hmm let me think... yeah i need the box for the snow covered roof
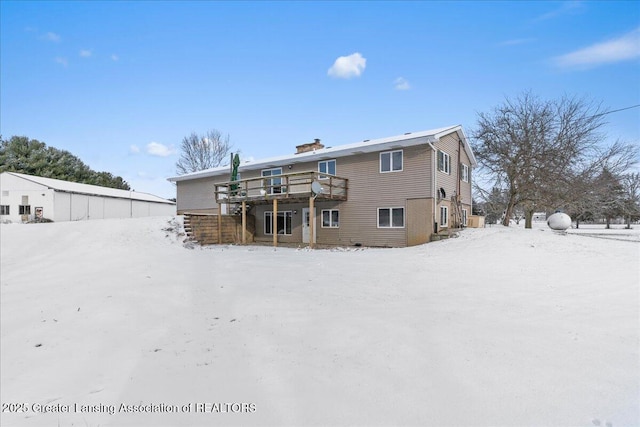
[4,172,175,204]
[168,125,477,182]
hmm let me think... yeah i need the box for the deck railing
[214,171,348,204]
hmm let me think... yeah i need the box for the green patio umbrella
[230,153,240,195]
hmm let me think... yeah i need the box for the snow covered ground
[1,217,638,427]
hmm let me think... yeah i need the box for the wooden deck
[214,171,348,205]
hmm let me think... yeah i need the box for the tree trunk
[525,209,534,229]
[626,215,631,229]
[606,216,611,229]
[502,205,513,226]
[502,192,517,227]
[575,217,580,229]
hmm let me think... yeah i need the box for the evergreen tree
[0,135,130,190]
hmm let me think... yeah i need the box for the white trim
[318,159,336,180]
[438,150,451,174]
[439,205,449,227]
[321,209,340,228]
[461,164,469,182]
[380,150,403,173]
[261,167,283,195]
[168,125,479,182]
[377,207,405,228]
[264,210,293,235]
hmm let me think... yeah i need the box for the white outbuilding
[0,172,176,223]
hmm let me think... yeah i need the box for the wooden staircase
[182,213,256,245]
[231,203,252,216]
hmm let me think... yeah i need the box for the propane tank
[547,212,571,231]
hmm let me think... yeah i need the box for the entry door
[302,207,316,244]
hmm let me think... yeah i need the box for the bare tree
[472,92,636,228]
[176,130,232,175]
[621,172,640,229]
[474,185,508,225]
[562,142,638,227]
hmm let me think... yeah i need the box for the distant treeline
[0,135,130,190]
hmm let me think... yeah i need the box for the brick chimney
[295,138,324,154]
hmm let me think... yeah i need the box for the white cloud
[327,52,367,79]
[54,57,68,67]
[79,49,92,58]
[111,54,119,61]
[129,145,140,154]
[535,1,584,22]
[554,27,640,69]
[393,77,411,91]
[42,32,61,42]
[146,142,176,157]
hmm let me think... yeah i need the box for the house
[533,212,547,222]
[167,125,477,247]
[0,172,176,223]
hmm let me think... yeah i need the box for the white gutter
[427,142,437,233]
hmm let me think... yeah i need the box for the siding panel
[177,177,218,214]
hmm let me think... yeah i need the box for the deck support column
[241,200,247,244]
[217,202,222,244]
[309,196,315,249]
[273,198,278,248]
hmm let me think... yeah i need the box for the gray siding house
[168,125,477,247]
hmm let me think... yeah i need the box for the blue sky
[1,1,639,199]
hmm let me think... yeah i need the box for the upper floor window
[318,159,336,180]
[461,164,469,182]
[380,150,403,173]
[262,168,283,194]
[438,150,450,174]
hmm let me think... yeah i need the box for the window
[0,205,9,215]
[262,168,283,194]
[322,209,339,228]
[380,150,403,173]
[438,150,450,174]
[461,164,469,182]
[378,207,404,228]
[318,160,336,180]
[264,211,292,235]
[440,206,449,227]
[19,205,31,215]
[462,209,468,227]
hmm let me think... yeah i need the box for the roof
[167,125,477,182]
[3,172,175,204]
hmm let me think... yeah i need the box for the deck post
[217,202,222,244]
[309,196,315,249]
[273,198,278,248]
[241,200,247,244]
